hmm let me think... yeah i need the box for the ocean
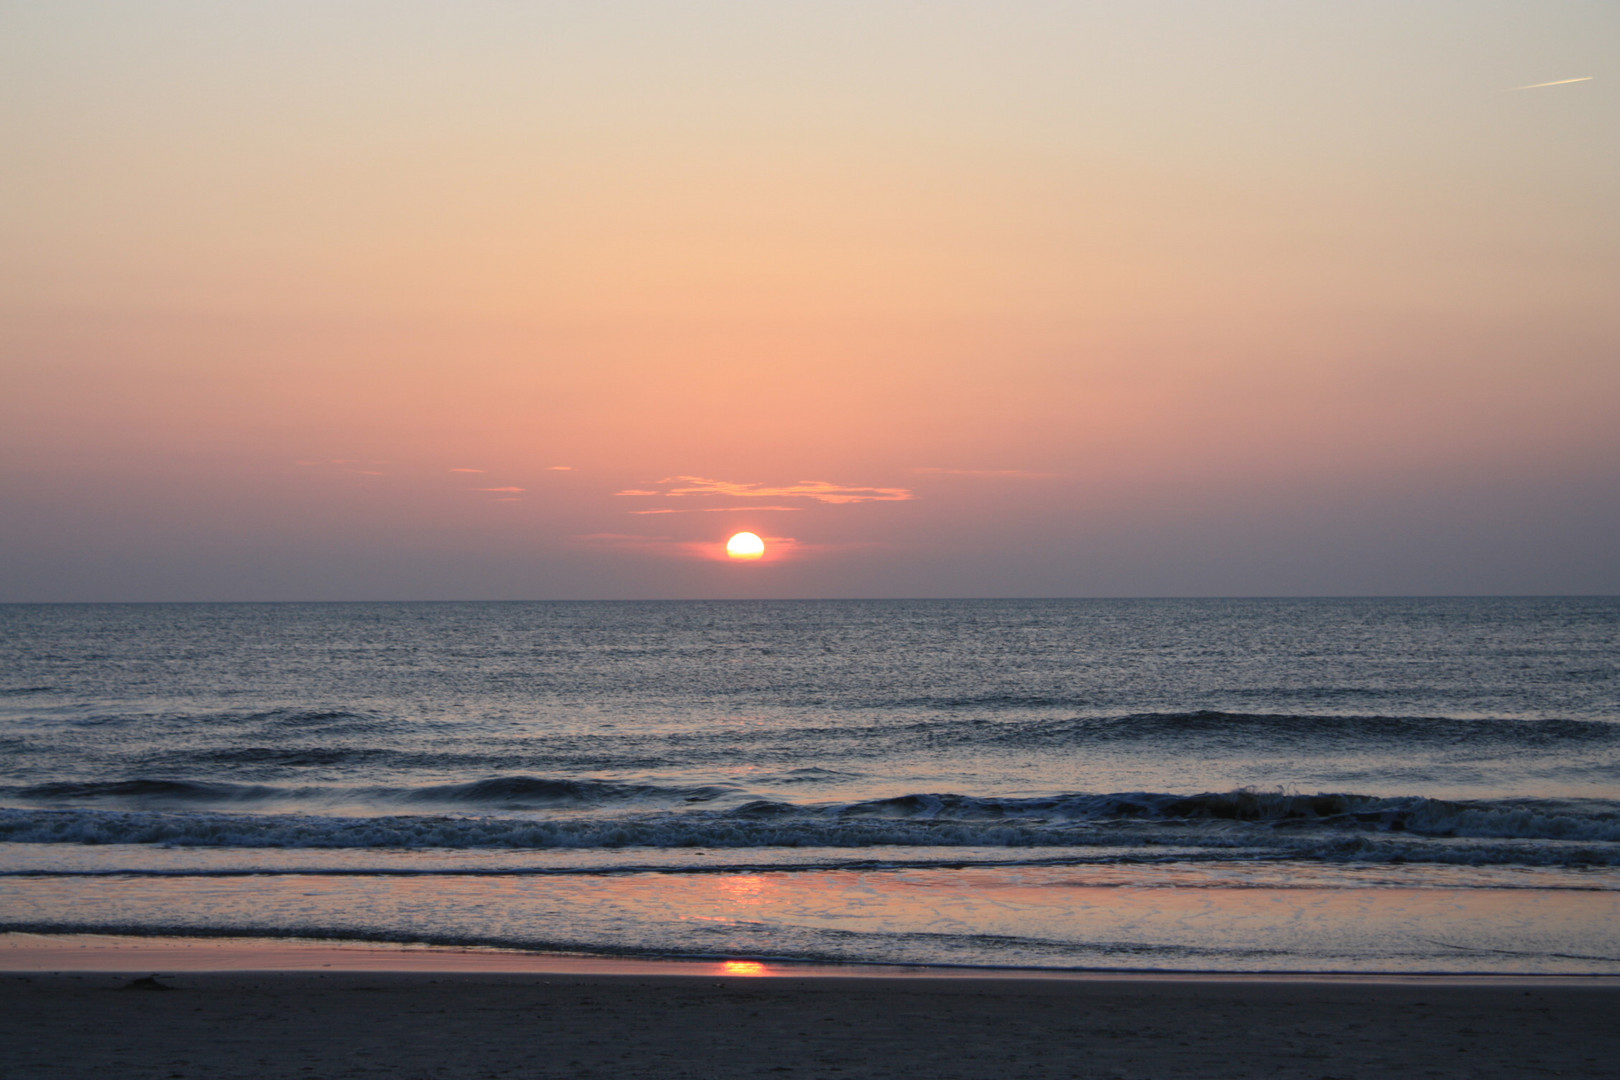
[2,598,1618,974]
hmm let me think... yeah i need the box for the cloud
[626,476,914,504]
[1510,76,1593,90]
[449,467,486,473]
[630,505,805,515]
[909,467,1056,478]
[473,486,526,493]
[546,465,574,471]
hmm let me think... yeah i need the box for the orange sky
[2,2,1616,599]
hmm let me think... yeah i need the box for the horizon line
[3,594,1616,605]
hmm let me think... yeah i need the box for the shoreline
[5,931,1619,985]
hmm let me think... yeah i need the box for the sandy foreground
[3,965,1618,1080]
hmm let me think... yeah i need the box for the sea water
[2,599,1617,973]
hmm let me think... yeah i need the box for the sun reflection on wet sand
[5,865,1618,973]
[717,874,771,905]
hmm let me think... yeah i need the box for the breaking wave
[3,789,1618,866]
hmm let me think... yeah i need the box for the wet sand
[3,966,1618,1080]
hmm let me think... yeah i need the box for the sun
[725,532,765,560]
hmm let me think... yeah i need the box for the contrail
[1510,76,1594,90]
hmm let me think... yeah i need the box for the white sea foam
[3,789,1619,865]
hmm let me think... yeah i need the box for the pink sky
[2,2,1616,599]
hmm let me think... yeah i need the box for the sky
[2,0,1616,600]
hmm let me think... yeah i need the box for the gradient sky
[2,1,1616,600]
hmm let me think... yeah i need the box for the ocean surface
[2,598,1618,973]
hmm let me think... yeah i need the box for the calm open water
[2,599,1618,973]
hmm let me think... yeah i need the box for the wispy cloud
[910,467,1055,478]
[630,505,805,515]
[619,476,914,504]
[1510,76,1593,91]
[547,465,574,471]
[474,486,526,493]
[449,467,486,473]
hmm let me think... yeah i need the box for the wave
[890,693,1099,710]
[754,767,863,785]
[183,747,410,767]
[749,710,1620,756]
[12,774,1620,842]
[136,747,577,774]
[2,789,1618,866]
[0,919,1208,970]
[13,779,292,804]
[53,707,415,735]
[0,918,1327,971]
[397,777,731,808]
[800,789,1620,843]
[6,775,732,810]
[973,711,1620,747]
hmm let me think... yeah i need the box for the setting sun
[725,532,766,560]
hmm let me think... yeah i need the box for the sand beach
[5,967,1619,1080]
[2,935,1617,1080]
